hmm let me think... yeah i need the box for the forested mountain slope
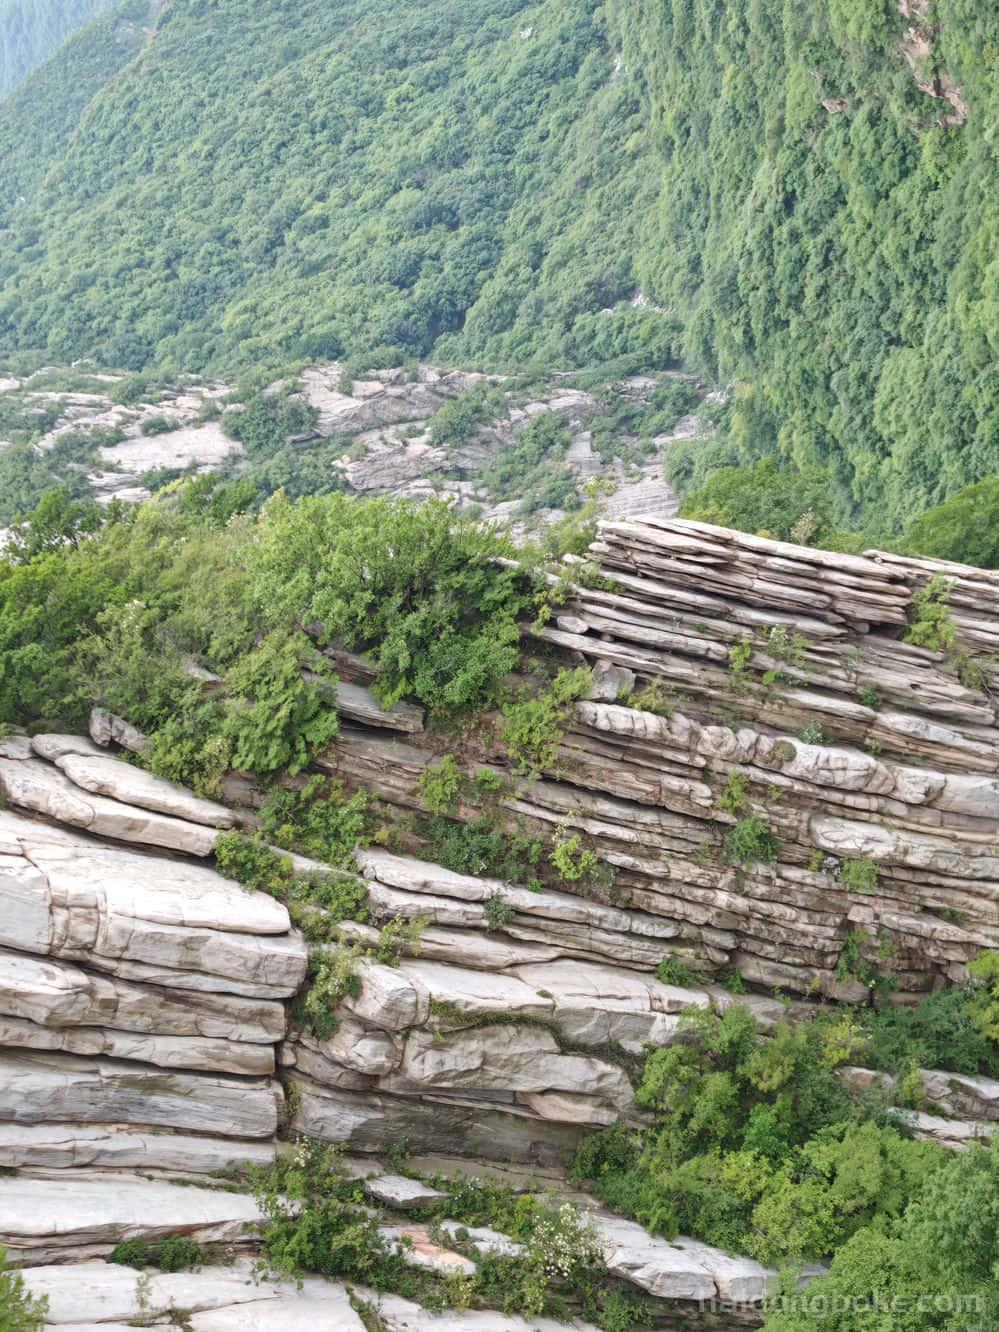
[0,0,113,95]
[0,0,995,530]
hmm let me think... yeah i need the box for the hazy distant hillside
[0,0,994,529]
[0,0,113,95]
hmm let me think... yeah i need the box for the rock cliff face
[0,516,996,1326]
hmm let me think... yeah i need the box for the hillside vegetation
[0,0,994,531]
[0,0,113,95]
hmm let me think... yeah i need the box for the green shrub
[904,573,957,653]
[725,815,779,866]
[500,667,592,776]
[140,414,182,435]
[485,894,515,930]
[109,1234,203,1271]
[260,775,371,869]
[0,1245,47,1330]
[840,858,879,894]
[417,755,465,814]
[656,954,697,988]
[548,824,600,883]
[422,816,543,890]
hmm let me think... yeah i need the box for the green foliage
[422,815,543,890]
[860,981,999,1079]
[681,460,844,545]
[548,823,600,883]
[481,411,577,514]
[109,1234,203,1273]
[500,666,592,776]
[761,1146,999,1332]
[840,858,879,894]
[224,393,318,460]
[139,414,182,436]
[0,1244,47,1331]
[901,476,999,569]
[417,755,465,815]
[484,894,515,930]
[968,949,999,1044]
[573,1004,957,1270]
[726,815,780,866]
[717,771,751,818]
[655,954,697,988]
[0,0,993,534]
[904,573,957,652]
[253,495,533,720]
[0,0,112,96]
[428,385,505,447]
[298,947,362,1040]
[260,775,371,870]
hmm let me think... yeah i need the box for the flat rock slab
[0,949,286,1043]
[380,1224,477,1276]
[291,1080,583,1165]
[595,1214,775,1303]
[25,1261,365,1327]
[373,1291,599,1331]
[34,740,236,828]
[0,811,306,999]
[0,1174,264,1260]
[364,1173,447,1210]
[0,1123,275,1173]
[0,757,221,857]
[0,1050,280,1139]
[335,680,424,734]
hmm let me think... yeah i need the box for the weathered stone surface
[596,1214,776,1303]
[0,1174,264,1261]
[291,1079,584,1164]
[24,1261,365,1327]
[343,959,428,1031]
[0,811,306,998]
[0,757,221,856]
[88,709,151,753]
[335,680,425,734]
[34,741,237,828]
[381,1225,477,1276]
[294,1017,400,1077]
[381,1025,634,1112]
[0,1051,280,1138]
[0,949,285,1042]
[0,1014,274,1075]
[0,1123,275,1173]
[364,1173,447,1209]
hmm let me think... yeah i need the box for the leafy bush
[417,755,465,814]
[260,775,371,870]
[840,858,879,894]
[252,495,534,720]
[500,667,592,776]
[109,1235,203,1272]
[422,815,543,890]
[428,385,505,447]
[0,1244,47,1330]
[725,815,780,866]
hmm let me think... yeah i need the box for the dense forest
[0,0,112,95]
[0,0,994,530]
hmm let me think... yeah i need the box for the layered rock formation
[327,519,999,1000]
[1,515,996,1328]
[0,736,306,1180]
